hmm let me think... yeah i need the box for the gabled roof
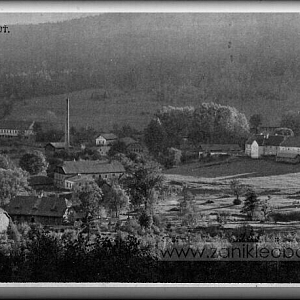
[29,175,54,186]
[119,137,137,146]
[96,133,118,140]
[200,144,241,151]
[277,152,299,159]
[245,135,265,146]
[59,160,125,175]
[0,120,35,130]
[280,136,300,148]
[45,142,66,149]
[264,135,285,146]
[65,174,95,184]
[6,196,67,218]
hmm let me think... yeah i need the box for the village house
[44,142,68,155]
[6,195,69,225]
[276,136,300,164]
[245,134,287,158]
[64,174,95,190]
[54,160,125,189]
[245,135,265,158]
[0,120,35,139]
[199,144,241,155]
[28,175,54,191]
[119,137,145,154]
[95,133,118,146]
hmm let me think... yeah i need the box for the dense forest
[1,14,300,124]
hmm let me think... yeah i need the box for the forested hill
[1,13,300,125]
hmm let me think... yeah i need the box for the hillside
[1,13,300,126]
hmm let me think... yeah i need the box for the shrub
[233,198,242,205]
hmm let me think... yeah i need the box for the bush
[233,198,242,205]
[270,211,300,223]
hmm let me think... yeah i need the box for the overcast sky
[0,13,99,25]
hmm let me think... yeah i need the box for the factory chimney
[65,98,70,151]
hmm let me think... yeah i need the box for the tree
[107,140,127,156]
[241,188,260,220]
[73,182,104,220]
[249,114,263,134]
[123,161,164,210]
[280,111,300,136]
[138,210,153,230]
[0,168,30,207]
[144,118,167,155]
[101,181,129,218]
[230,179,245,205]
[178,186,198,226]
[19,151,48,175]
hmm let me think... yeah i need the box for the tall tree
[19,151,48,175]
[280,111,300,136]
[249,114,263,134]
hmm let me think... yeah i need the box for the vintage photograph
[1,7,300,286]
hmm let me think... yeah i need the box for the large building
[0,120,35,139]
[54,160,125,188]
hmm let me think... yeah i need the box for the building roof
[6,196,67,218]
[59,160,125,175]
[277,152,299,159]
[0,120,35,131]
[28,175,54,186]
[65,174,95,184]
[280,136,300,148]
[200,144,241,151]
[45,142,66,149]
[96,133,118,140]
[245,135,265,146]
[119,137,137,146]
[263,135,285,146]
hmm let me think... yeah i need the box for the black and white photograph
[1,1,300,295]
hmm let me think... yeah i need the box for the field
[160,157,300,232]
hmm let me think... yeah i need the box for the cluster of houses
[245,134,300,163]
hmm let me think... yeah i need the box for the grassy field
[160,157,300,231]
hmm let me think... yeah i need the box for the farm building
[0,120,35,139]
[64,174,95,190]
[119,137,145,154]
[263,135,285,156]
[95,133,118,146]
[245,135,265,158]
[6,196,69,225]
[200,144,241,154]
[28,175,54,191]
[54,160,125,188]
[276,136,300,163]
[45,142,68,154]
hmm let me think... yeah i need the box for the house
[28,175,54,191]
[64,174,95,190]
[0,120,35,139]
[6,196,69,225]
[245,135,265,158]
[200,144,241,154]
[54,160,125,189]
[263,135,285,156]
[45,142,68,154]
[119,137,145,154]
[95,133,118,146]
[276,136,300,163]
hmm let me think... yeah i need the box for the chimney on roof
[65,98,70,152]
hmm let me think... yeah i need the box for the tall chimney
[65,98,70,151]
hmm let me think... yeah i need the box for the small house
[45,142,67,154]
[276,136,300,163]
[95,133,118,146]
[119,137,145,154]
